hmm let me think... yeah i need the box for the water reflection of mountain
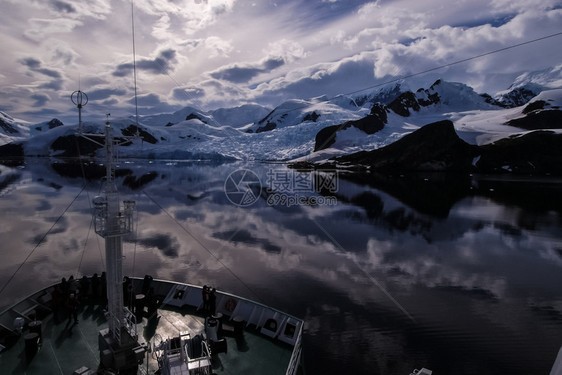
[1,158,562,374]
[0,158,231,195]
[0,169,21,196]
[321,171,562,245]
[335,172,472,218]
[336,171,562,217]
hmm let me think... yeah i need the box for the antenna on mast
[131,0,141,140]
[71,90,88,134]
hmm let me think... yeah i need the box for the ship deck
[0,278,302,375]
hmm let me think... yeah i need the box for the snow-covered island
[1,77,561,175]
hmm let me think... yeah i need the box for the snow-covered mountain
[0,111,29,145]
[1,76,561,163]
[493,66,562,107]
[245,96,366,134]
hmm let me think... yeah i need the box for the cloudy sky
[1,0,561,124]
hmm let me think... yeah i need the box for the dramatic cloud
[38,80,64,91]
[24,18,83,41]
[49,0,76,14]
[31,93,50,107]
[19,57,62,79]
[127,93,180,114]
[87,88,127,101]
[210,56,285,83]
[1,0,561,123]
[113,49,178,77]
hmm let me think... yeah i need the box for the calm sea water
[1,158,562,374]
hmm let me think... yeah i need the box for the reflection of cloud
[212,229,281,253]
[0,172,21,196]
[2,161,562,346]
[1,160,562,375]
[138,233,181,258]
[26,215,69,245]
[36,199,52,211]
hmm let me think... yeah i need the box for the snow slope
[0,111,29,146]
[4,78,562,162]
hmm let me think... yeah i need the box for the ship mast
[72,103,144,371]
[70,0,146,369]
[92,114,136,345]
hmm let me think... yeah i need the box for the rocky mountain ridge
[0,76,561,171]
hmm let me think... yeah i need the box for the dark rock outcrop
[255,122,277,133]
[386,80,442,117]
[506,110,562,130]
[185,113,207,124]
[522,100,547,114]
[0,117,19,134]
[0,142,24,158]
[303,111,320,122]
[50,135,104,157]
[369,103,388,123]
[314,103,388,151]
[121,125,158,144]
[314,125,339,151]
[388,91,420,117]
[303,120,562,175]
[48,118,63,129]
[505,100,562,130]
[0,142,24,165]
[335,120,476,172]
[477,131,562,174]
[494,86,540,108]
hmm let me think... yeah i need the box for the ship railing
[93,201,134,237]
[111,315,121,343]
[285,321,304,375]
[162,341,182,373]
[129,277,305,374]
[123,307,138,339]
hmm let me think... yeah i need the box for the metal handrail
[123,307,137,339]
[285,322,304,375]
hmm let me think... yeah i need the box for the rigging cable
[141,30,562,114]
[77,211,95,276]
[135,29,562,158]
[131,0,140,128]
[130,204,140,280]
[0,184,87,297]
[341,30,562,99]
[312,219,415,322]
[295,30,562,157]
[74,137,92,277]
[73,132,105,275]
[122,0,142,279]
